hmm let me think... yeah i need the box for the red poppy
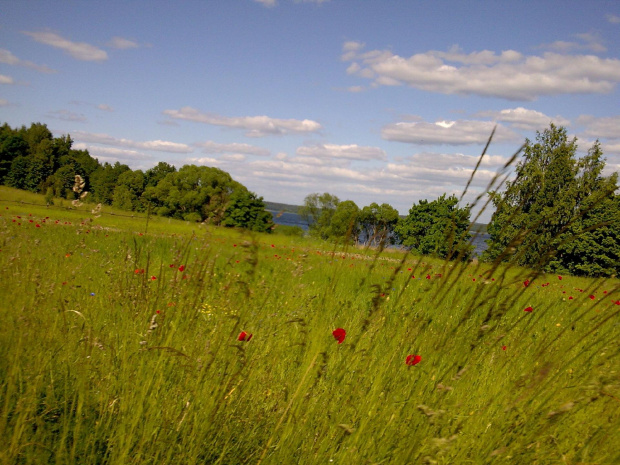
[502,345,507,351]
[150,276,157,281]
[406,354,422,366]
[524,279,530,287]
[558,276,563,280]
[332,328,346,344]
[426,274,431,279]
[169,264,175,268]
[589,295,595,300]
[178,265,185,272]
[614,300,620,305]
[238,331,253,341]
[523,306,533,312]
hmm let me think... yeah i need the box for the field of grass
[1,185,619,464]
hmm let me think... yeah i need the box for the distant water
[269,210,490,257]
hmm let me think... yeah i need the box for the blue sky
[2,0,620,221]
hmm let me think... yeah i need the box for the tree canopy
[483,124,619,277]
[395,194,473,260]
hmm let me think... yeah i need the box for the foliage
[358,202,400,246]
[484,124,619,277]
[327,200,360,242]
[221,189,274,232]
[299,192,340,239]
[396,193,473,260]
[0,122,274,234]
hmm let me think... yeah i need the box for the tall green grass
[0,187,619,464]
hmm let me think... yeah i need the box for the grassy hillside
[1,186,619,464]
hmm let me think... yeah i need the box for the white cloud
[195,140,270,156]
[187,156,221,165]
[72,131,193,153]
[0,48,56,73]
[0,74,15,85]
[577,115,620,139]
[220,154,247,162]
[342,42,620,100]
[539,32,606,53]
[47,109,87,122]
[296,143,387,161]
[606,13,620,24]
[381,119,521,145]
[73,143,152,161]
[22,31,108,61]
[476,107,571,131]
[107,37,140,50]
[253,0,276,6]
[97,104,114,112]
[163,106,322,137]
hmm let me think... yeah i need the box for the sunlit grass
[0,187,619,464]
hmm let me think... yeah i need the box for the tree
[483,124,619,276]
[299,192,340,239]
[112,170,145,211]
[396,194,473,260]
[358,202,400,246]
[221,190,274,232]
[328,200,360,242]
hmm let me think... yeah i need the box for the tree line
[0,122,274,232]
[1,122,618,277]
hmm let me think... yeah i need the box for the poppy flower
[524,279,530,287]
[332,328,346,344]
[614,300,620,305]
[502,345,507,351]
[406,354,422,366]
[178,265,185,272]
[558,276,563,280]
[523,306,533,312]
[589,295,595,300]
[238,331,253,341]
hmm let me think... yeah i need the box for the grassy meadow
[1,185,619,464]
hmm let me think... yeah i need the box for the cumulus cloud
[72,131,193,153]
[475,107,571,131]
[22,31,108,61]
[163,106,322,137]
[296,143,387,161]
[342,42,620,100]
[0,48,56,73]
[577,115,620,139]
[195,140,270,156]
[381,119,521,145]
[0,74,15,85]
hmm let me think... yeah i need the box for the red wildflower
[238,331,253,341]
[169,264,175,268]
[405,354,422,366]
[150,276,157,281]
[614,300,620,305]
[332,328,346,344]
[35,224,40,228]
[558,276,563,280]
[178,265,185,272]
[426,274,431,279]
[524,306,533,312]
[502,345,507,351]
[524,279,530,287]
[569,296,574,300]
[589,295,595,300]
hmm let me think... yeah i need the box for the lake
[269,210,490,257]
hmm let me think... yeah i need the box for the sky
[2,0,620,222]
